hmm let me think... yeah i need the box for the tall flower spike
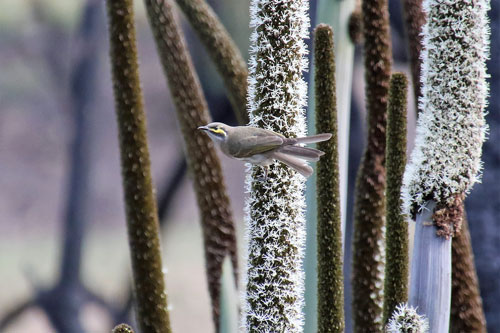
[175,0,249,124]
[351,0,392,329]
[243,0,309,332]
[383,73,409,325]
[402,0,426,109]
[143,0,239,330]
[106,0,171,331]
[314,24,344,333]
[401,0,490,223]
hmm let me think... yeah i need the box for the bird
[198,122,332,179]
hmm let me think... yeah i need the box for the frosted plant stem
[401,0,490,331]
[243,1,310,332]
[409,201,451,333]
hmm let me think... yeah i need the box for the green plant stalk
[383,73,409,325]
[143,0,238,330]
[106,0,171,332]
[351,0,392,330]
[305,0,356,331]
[450,214,487,332]
[314,24,344,333]
[175,0,248,125]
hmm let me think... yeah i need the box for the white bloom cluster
[402,0,489,217]
[386,303,429,333]
[242,0,309,331]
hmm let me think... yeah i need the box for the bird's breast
[237,153,273,166]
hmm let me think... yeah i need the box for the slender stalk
[106,0,171,331]
[402,0,425,110]
[351,0,392,329]
[450,214,487,332]
[305,0,356,329]
[243,1,309,331]
[314,24,344,333]
[143,0,238,330]
[175,0,248,124]
[383,73,409,326]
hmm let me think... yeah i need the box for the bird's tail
[273,152,314,178]
[293,133,332,145]
[279,145,324,161]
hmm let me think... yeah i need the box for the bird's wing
[228,133,284,158]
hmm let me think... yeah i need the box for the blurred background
[0,0,498,332]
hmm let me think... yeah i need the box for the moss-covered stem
[351,0,392,330]
[175,0,248,125]
[143,0,238,330]
[383,73,409,325]
[402,0,425,110]
[409,201,451,332]
[305,0,356,330]
[314,24,344,333]
[106,1,171,332]
[450,213,487,332]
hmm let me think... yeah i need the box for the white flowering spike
[401,0,490,218]
[386,303,429,333]
[242,0,309,331]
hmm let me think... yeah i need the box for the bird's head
[197,122,230,142]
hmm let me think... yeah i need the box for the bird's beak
[197,126,209,131]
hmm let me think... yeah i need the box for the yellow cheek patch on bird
[209,128,227,136]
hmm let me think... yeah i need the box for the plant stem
[450,213,487,332]
[175,0,248,124]
[143,0,238,330]
[402,0,425,110]
[106,0,171,331]
[351,0,392,329]
[315,24,344,333]
[409,201,451,333]
[383,73,409,325]
[244,1,309,331]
